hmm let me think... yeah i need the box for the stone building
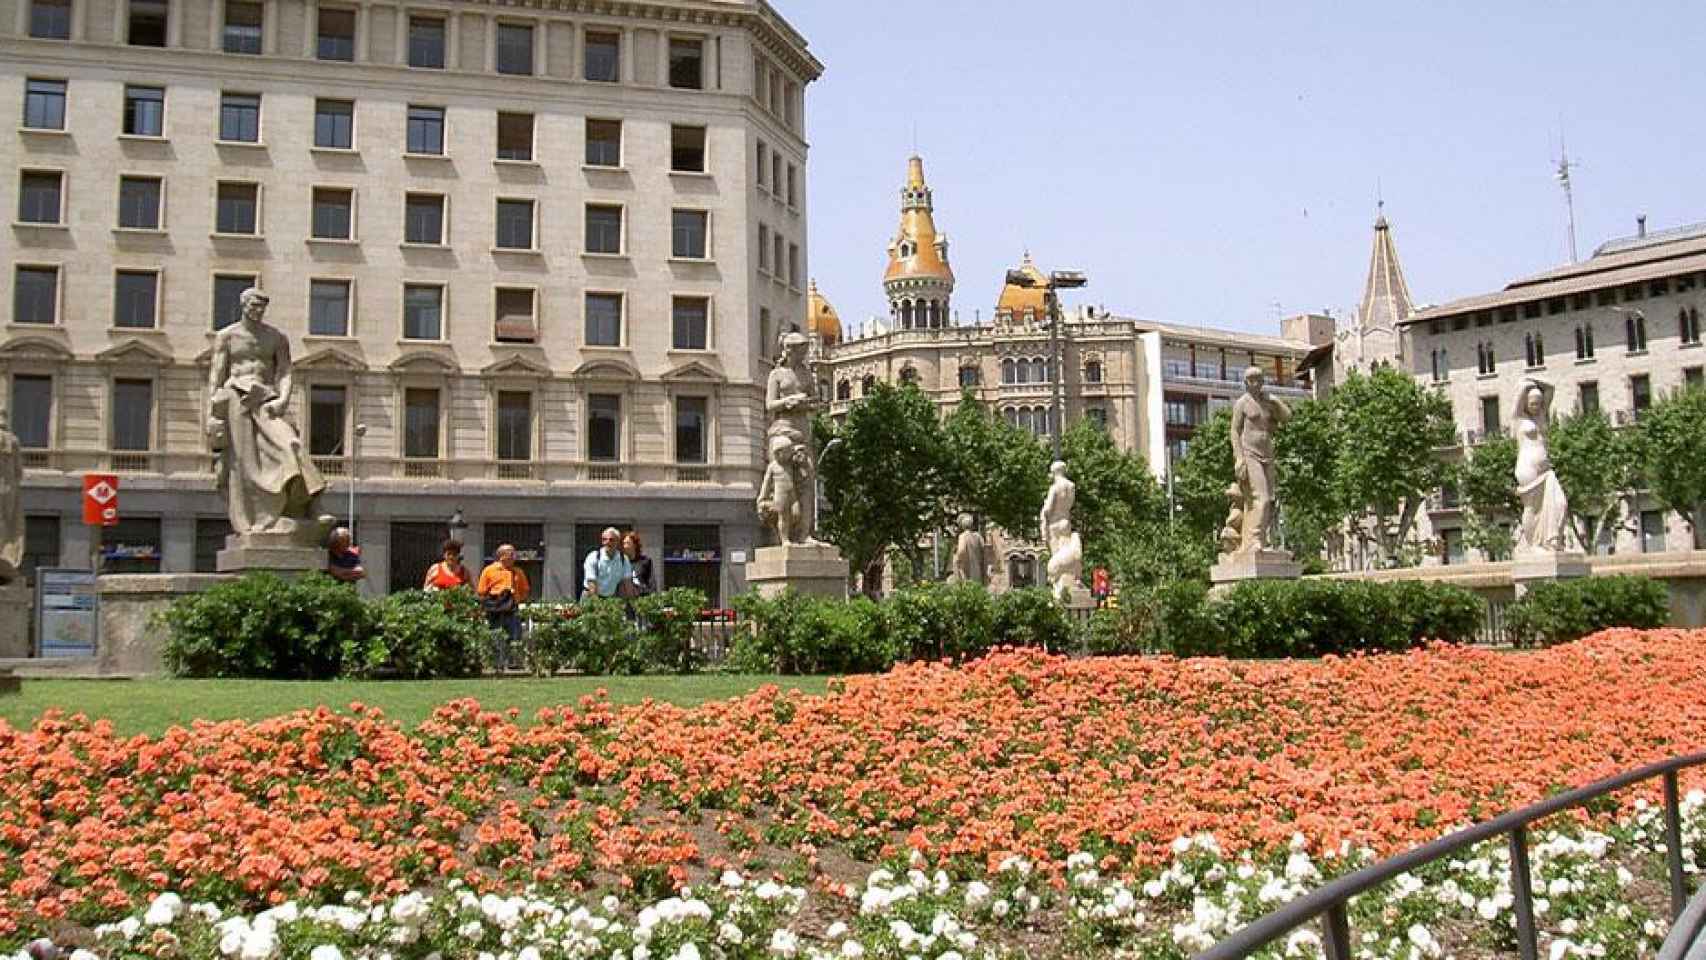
[0,0,820,602]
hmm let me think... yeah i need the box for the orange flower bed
[3,628,1706,937]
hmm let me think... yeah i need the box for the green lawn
[0,675,832,737]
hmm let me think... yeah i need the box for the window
[495,23,533,75]
[127,0,167,46]
[1524,331,1545,368]
[1579,381,1599,415]
[584,31,619,82]
[407,16,445,68]
[1522,302,1540,319]
[670,125,706,173]
[587,394,620,461]
[1682,307,1702,346]
[117,176,162,229]
[1575,323,1595,360]
[675,396,707,463]
[758,224,771,273]
[102,517,161,573]
[403,284,443,340]
[403,388,440,458]
[222,1,261,53]
[1429,347,1447,383]
[494,287,535,343]
[18,171,63,224]
[23,79,66,130]
[496,391,532,462]
[663,525,722,606]
[1546,297,1565,316]
[585,118,622,167]
[1686,367,1704,391]
[309,278,351,336]
[787,243,800,288]
[496,112,533,161]
[215,181,258,234]
[14,266,58,324]
[959,365,979,388]
[494,199,535,250]
[193,517,233,572]
[111,378,153,450]
[1631,374,1652,414]
[113,270,158,328]
[1442,528,1465,566]
[308,384,346,456]
[774,234,785,281]
[756,141,768,190]
[30,0,71,38]
[1479,395,1499,435]
[672,209,708,259]
[314,99,353,149]
[1626,312,1648,353]
[836,380,851,400]
[585,204,622,254]
[405,105,444,155]
[311,187,353,240]
[404,193,444,245]
[1475,341,1495,375]
[668,37,703,89]
[211,274,254,330]
[861,374,874,396]
[12,375,53,448]
[1641,510,1667,554]
[758,307,773,358]
[218,92,260,142]
[1084,360,1102,384]
[316,6,355,60]
[672,296,708,350]
[786,165,797,207]
[772,154,783,197]
[584,292,622,346]
[1086,406,1107,431]
[123,85,164,136]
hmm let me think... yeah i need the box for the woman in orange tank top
[423,539,472,591]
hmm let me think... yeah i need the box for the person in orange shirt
[476,543,530,672]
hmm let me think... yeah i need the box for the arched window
[1084,360,1103,383]
[1001,358,1016,384]
[1008,555,1034,588]
[959,365,979,388]
[1003,406,1018,426]
[861,374,875,396]
[836,379,851,401]
[1015,360,1030,384]
[928,300,941,328]
[900,300,914,330]
[900,366,919,385]
[1031,358,1048,382]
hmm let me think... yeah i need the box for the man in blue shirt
[583,526,632,598]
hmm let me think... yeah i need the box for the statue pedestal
[1512,551,1591,597]
[217,532,326,575]
[747,543,850,600]
[1210,549,1303,592]
[0,581,30,658]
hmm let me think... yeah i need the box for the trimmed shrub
[882,582,996,662]
[527,597,629,675]
[631,588,711,674]
[160,572,373,679]
[730,591,899,675]
[990,587,1073,653]
[1504,575,1670,648]
[353,589,492,679]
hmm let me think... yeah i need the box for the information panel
[34,568,99,658]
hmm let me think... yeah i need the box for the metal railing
[1196,752,1706,960]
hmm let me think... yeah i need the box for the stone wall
[95,574,233,676]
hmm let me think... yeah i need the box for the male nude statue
[1228,365,1290,553]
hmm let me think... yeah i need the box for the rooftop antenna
[1556,126,1579,262]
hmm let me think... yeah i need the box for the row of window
[1439,509,1687,563]
[1435,309,1703,382]
[1429,273,1706,332]
[11,264,718,349]
[1468,370,1704,434]
[752,222,803,287]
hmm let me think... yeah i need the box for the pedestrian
[326,527,365,585]
[582,526,633,599]
[423,539,472,591]
[477,543,530,671]
[623,530,655,596]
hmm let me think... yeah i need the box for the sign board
[1092,567,1111,598]
[82,474,119,526]
[35,568,99,658]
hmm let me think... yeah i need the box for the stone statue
[0,411,21,583]
[1513,378,1571,557]
[760,332,820,544]
[757,433,813,545]
[947,512,987,585]
[207,288,331,541]
[1040,461,1084,599]
[1227,365,1290,555]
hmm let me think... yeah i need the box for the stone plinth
[1211,549,1303,592]
[746,543,850,600]
[1512,552,1591,597]
[98,573,235,675]
[0,667,17,696]
[0,581,30,659]
[217,532,325,574]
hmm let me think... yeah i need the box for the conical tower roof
[1356,208,1415,335]
[884,156,955,285]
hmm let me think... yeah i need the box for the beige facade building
[0,0,819,601]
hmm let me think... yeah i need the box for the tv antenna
[1555,129,1579,263]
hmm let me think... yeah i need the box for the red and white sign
[82,473,120,526]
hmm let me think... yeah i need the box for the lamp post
[349,422,367,542]
[448,507,468,546]
[1003,268,1088,459]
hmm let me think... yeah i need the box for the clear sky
[783,1,1706,337]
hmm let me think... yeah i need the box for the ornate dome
[996,252,1048,320]
[883,156,955,286]
[806,279,842,345]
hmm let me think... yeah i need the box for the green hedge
[159,573,375,679]
[526,589,710,675]
[1504,575,1670,648]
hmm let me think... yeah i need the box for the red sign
[1092,567,1110,598]
[82,473,120,526]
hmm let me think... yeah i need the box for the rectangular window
[585,204,622,254]
[193,517,233,573]
[403,388,440,458]
[14,266,58,325]
[218,92,260,142]
[23,79,67,130]
[308,384,346,456]
[1627,313,1648,353]
[496,391,532,462]
[405,105,444,155]
[587,394,620,461]
[309,278,351,336]
[787,243,800,288]
[1641,510,1667,554]
[1684,308,1703,346]
[12,375,52,448]
[1575,324,1595,360]
[404,193,444,245]
[30,0,72,38]
[222,0,262,53]
[671,209,708,259]
[668,37,703,89]
[128,0,167,46]
[585,118,622,167]
[495,23,533,75]
[756,141,768,190]
[758,224,774,273]
[1479,395,1499,435]
[494,287,536,343]
[495,199,534,250]
[786,164,797,207]
[403,284,443,340]
[674,396,707,463]
[774,234,784,281]
[1442,528,1465,566]
[117,175,162,229]
[584,30,619,82]
[212,274,255,330]
[772,154,783,197]
[215,181,258,234]
[1685,367,1704,391]
[672,296,709,350]
[102,517,161,574]
[496,111,533,161]
[313,99,353,149]
[1631,374,1652,413]
[123,85,164,137]
[111,378,153,450]
[113,270,158,328]
[407,16,445,68]
[670,125,706,173]
[584,292,621,346]
[316,6,355,60]
[1579,381,1599,414]
[18,171,63,224]
[311,187,353,240]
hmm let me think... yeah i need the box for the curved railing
[1194,752,1706,960]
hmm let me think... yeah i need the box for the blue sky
[785,1,1706,336]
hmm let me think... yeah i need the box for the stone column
[543,522,577,600]
[161,515,195,573]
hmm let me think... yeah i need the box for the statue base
[747,543,850,600]
[0,581,30,659]
[1210,549,1303,591]
[1512,551,1591,597]
[217,532,326,575]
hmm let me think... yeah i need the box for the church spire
[1357,208,1414,335]
[883,155,955,331]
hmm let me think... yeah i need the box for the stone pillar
[544,522,578,600]
[746,543,849,600]
[1209,550,1302,594]
[161,515,195,573]
[357,522,388,598]
[1512,552,1591,598]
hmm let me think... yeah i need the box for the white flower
[1171,836,1193,855]
[69,951,100,960]
[825,922,849,940]
[991,900,1010,919]
[964,881,991,908]
[309,947,345,960]
[1560,918,1579,936]
[1407,923,1440,958]
[117,918,142,942]
[239,929,278,960]
[668,945,701,960]
[718,923,745,946]
[1550,939,1574,960]
[720,870,744,889]
[1547,877,1571,897]
[839,942,865,959]
[1285,929,1321,957]
[144,892,185,926]
[768,929,799,957]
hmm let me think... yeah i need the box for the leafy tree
[1273,396,1347,563]
[1456,435,1517,561]
[1637,385,1706,541]
[1170,407,1235,548]
[1059,418,1167,569]
[941,392,1049,539]
[1549,409,1641,552]
[1331,368,1457,567]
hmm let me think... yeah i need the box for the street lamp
[1003,268,1089,459]
[448,507,469,545]
[349,422,367,542]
